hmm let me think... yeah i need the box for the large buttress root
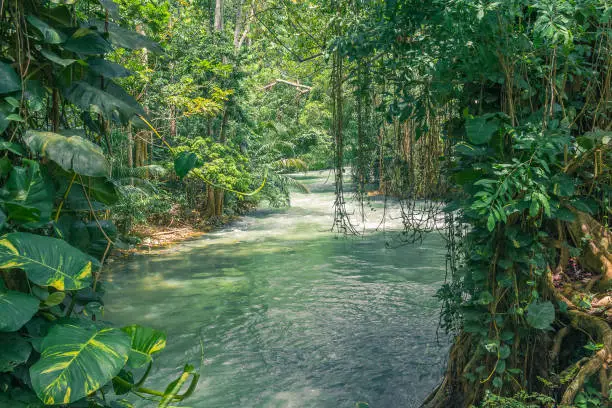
[561,310,612,404]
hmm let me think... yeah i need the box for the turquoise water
[105,171,448,407]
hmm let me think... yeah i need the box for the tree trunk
[214,188,224,217]
[214,0,223,32]
[127,123,133,169]
[51,88,60,132]
[219,106,229,143]
[233,0,244,48]
[170,105,177,137]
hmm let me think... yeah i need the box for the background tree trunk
[233,0,244,48]
[214,0,223,32]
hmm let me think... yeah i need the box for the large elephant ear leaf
[23,130,109,177]
[121,325,167,368]
[174,152,199,179]
[0,290,40,332]
[0,233,97,291]
[64,81,143,125]
[0,62,21,94]
[26,15,66,44]
[102,21,163,53]
[30,321,130,405]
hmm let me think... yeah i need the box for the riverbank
[111,215,241,257]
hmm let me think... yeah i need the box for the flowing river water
[105,171,449,408]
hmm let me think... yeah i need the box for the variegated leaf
[0,233,97,290]
[121,325,166,368]
[30,321,130,405]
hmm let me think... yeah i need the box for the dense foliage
[1,0,610,406]
[314,0,611,406]
[0,0,330,406]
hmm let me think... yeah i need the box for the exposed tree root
[425,210,611,407]
[551,326,571,364]
[561,310,612,404]
[422,333,476,408]
[567,209,612,287]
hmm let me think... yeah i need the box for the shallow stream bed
[105,171,449,408]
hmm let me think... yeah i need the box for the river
[105,171,449,408]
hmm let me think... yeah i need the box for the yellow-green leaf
[0,233,97,291]
[121,325,166,368]
[30,321,130,405]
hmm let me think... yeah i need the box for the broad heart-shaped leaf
[0,333,32,372]
[73,176,119,206]
[64,28,113,55]
[98,0,120,19]
[174,152,199,179]
[23,130,109,177]
[0,388,45,408]
[121,325,166,368]
[97,21,163,53]
[26,15,66,44]
[64,81,143,124]
[0,62,21,94]
[39,49,77,67]
[465,115,500,145]
[0,290,40,332]
[4,159,54,225]
[0,138,25,155]
[87,58,133,78]
[526,301,555,330]
[0,233,97,291]
[30,320,130,405]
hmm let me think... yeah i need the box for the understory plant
[0,1,198,406]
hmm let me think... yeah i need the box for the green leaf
[26,15,66,44]
[112,369,133,395]
[102,21,163,53]
[6,113,23,122]
[39,49,77,67]
[552,174,575,197]
[87,58,133,78]
[66,175,119,206]
[0,333,32,372]
[526,301,555,330]
[121,325,166,368]
[465,115,499,145]
[23,130,109,177]
[98,0,120,19]
[30,321,130,405]
[4,160,54,225]
[478,290,494,305]
[43,292,65,308]
[174,152,199,179]
[0,138,25,155]
[529,197,540,217]
[487,213,495,231]
[584,342,604,351]
[64,28,112,55]
[0,290,40,332]
[0,233,97,291]
[64,81,143,124]
[0,62,21,95]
